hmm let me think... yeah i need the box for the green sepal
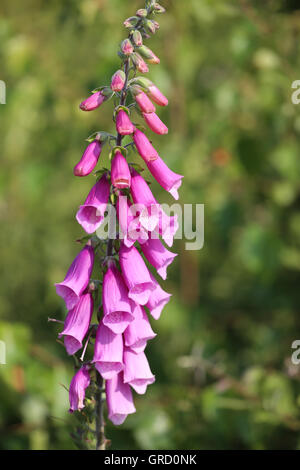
[76,234,93,245]
[129,162,145,172]
[95,168,109,181]
[85,131,111,144]
[109,146,128,160]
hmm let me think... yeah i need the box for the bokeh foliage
[1,0,300,450]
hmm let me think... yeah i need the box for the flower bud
[153,3,166,13]
[131,86,156,113]
[133,129,158,163]
[116,109,136,135]
[111,151,131,189]
[131,53,149,74]
[74,139,102,177]
[147,84,168,106]
[136,9,147,17]
[153,20,160,30]
[124,16,138,28]
[137,45,160,64]
[145,19,156,34]
[121,38,134,56]
[132,30,143,47]
[143,112,168,135]
[111,70,126,92]
[79,91,106,111]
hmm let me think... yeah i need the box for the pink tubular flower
[74,140,102,177]
[55,244,94,311]
[147,156,183,201]
[146,272,171,320]
[117,194,148,247]
[140,237,177,280]
[130,169,160,231]
[111,70,126,92]
[158,209,179,247]
[132,88,156,114]
[79,91,106,111]
[143,112,168,135]
[102,262,134,334]
[59,293,93,355]
[69,366,90,413]
[130,169,178,244]
[119,244,155,305]
[92,322,123,379]
[123,349,155,394]
[124,303,156,354]
[116,110,135,135]
[76,173,110,234]
[106,372,136,425]
[131,53,149,73]
[133,129,158,163]
[111,151,131,189]
[147,84,168,106]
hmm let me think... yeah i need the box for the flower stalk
[53,0,182,451]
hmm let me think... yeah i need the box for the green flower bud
[136,9,147,18]
[132,30,143,47]
[137,45,160,64]
[123,16,139,28]
[153,3,166,13]
[144,19,156,35]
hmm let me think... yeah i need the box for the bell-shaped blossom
[130,170,178,245]
[146,272,171,320]
[131,53,149,73]
[147,84,168,107]
[92,322,123,379]
[102,262,134,334]
[147,156,183,201]
[132,87,156,114]
[55,244,94,311]
[111,151,131,189]
[59,292,93,355]
[117,194,148,247]
[143,112,168,135]
[123,349,155,394]
[69,366,91,413]
[116,110,135,135]
[79,91,106,111]
[158,209,179,248]
[119,244,155,305]
[106,372,136,425]
[76,174,110,234]
[133,129,158,163]
[73,140,102,177]
[140,237,177,280]
[130,169,160,231]
[124,303,156,354]
[111,70,126,92]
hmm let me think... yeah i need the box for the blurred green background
[1,0,300,450]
